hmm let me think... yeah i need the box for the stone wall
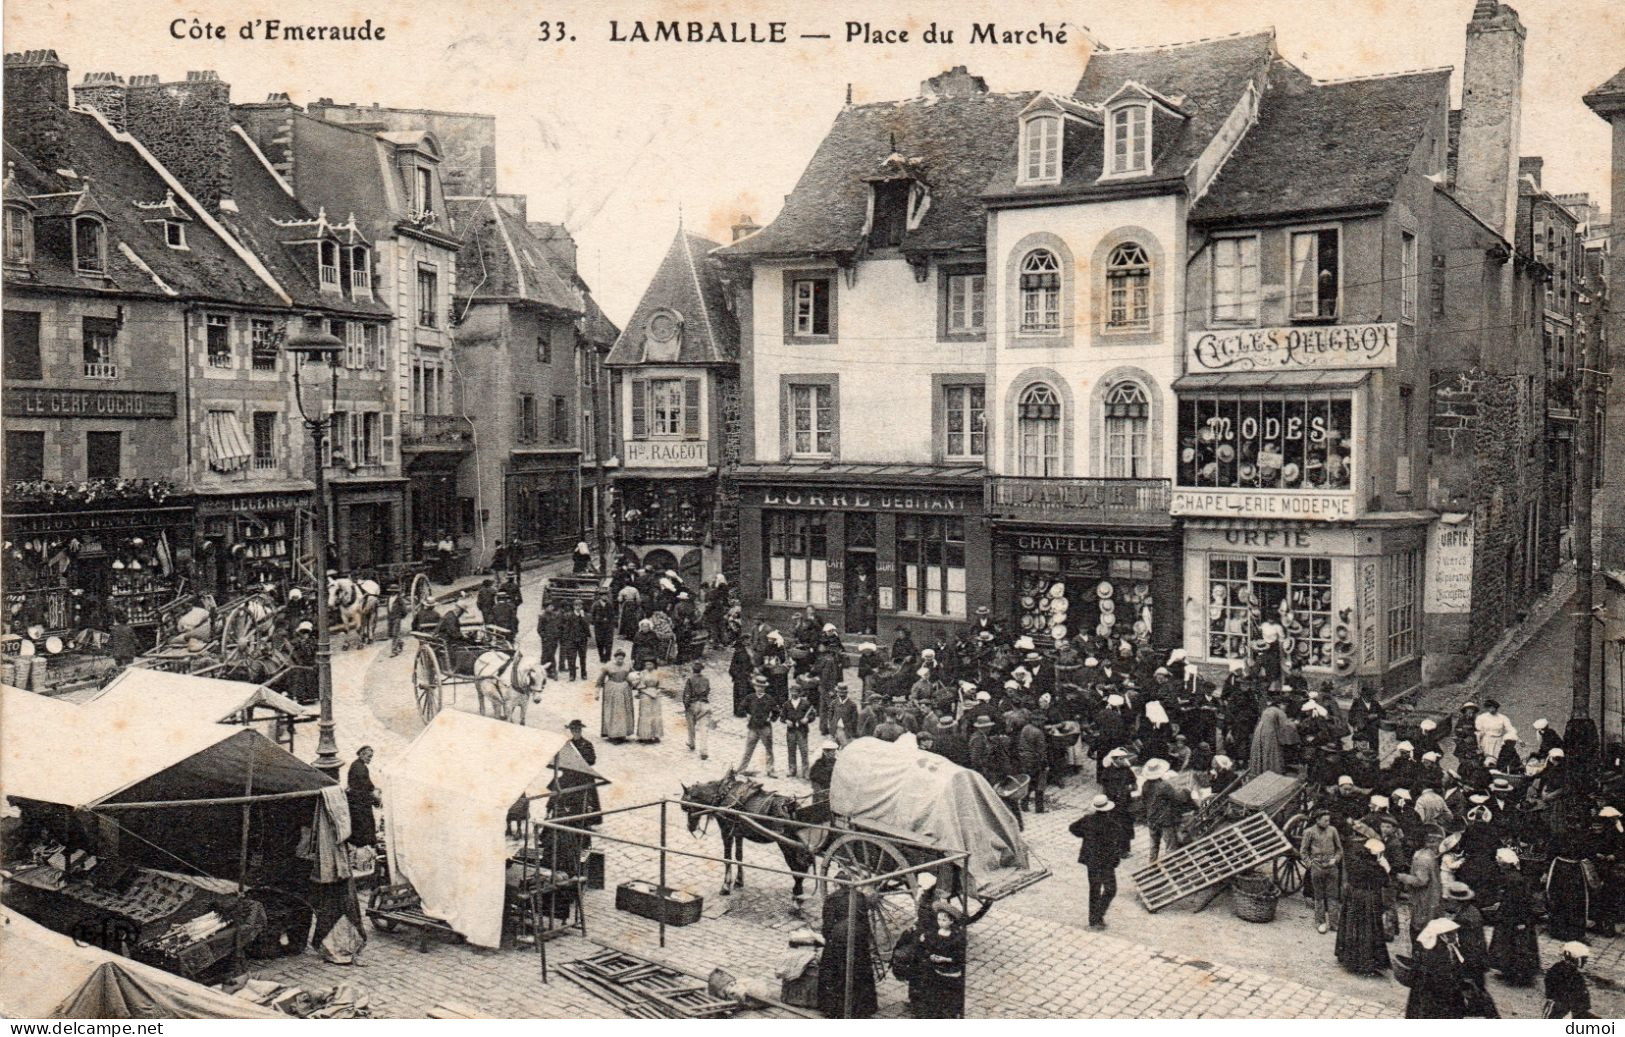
[4,51,70,172]
[126,72,233,209]
[715,369,742,584]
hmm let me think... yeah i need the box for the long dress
[1546,829,1591,941]
[1405,939,1468,1018]
[1335,852,1392,975]
[1248,705,1290,778]
[817,890,877,1018]
[634,675,664,741]
[599,663,635,740]
[345,758,378,847]
[1489,869,1541,986]
[912,924,967,1018]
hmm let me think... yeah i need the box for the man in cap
[1069,795,1126,929]
[1301,809,1344,933]
[831,683,860,746]
[809,739,839,794]
[783,679,817,776]
[682,660,713,760]
[932,714,969,768]
[738,674,779,777]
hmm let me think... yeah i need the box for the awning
[1172,370,1373,391]
[74,668,313,722]
[203,411,252,472]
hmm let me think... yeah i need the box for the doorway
[845,551,877,634]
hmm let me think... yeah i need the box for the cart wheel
[820,833,918,982]
[219,602,257,661]
[1274,812,1310,894]
[408,572,432,607]
[414,645,442,723]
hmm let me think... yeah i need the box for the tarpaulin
[76,668,312,723]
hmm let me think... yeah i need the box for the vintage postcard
[3,0,1624,1023]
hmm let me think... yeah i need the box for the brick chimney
[731,214,759,242]
[125,71,233,209]
[4,50,71,172]
[1456,1,1525,237]
[73,72,127,130]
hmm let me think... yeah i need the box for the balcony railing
[985,476,1172,527]
[402,413,473,450]
[82,361,118,379]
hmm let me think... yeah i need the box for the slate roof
[1584,67,1625,108]
[218,131,391,319]
[579,294,620,348]
[1189,62,1450,224]
[984,31,1277,202]
[716,88,1037,261]
[445,196,581,315]
[607,230,736,366]
[4,113,281,306]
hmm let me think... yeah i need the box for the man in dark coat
[809,739,839,794]
[1347,684,1385,754]
[931,715,969,768]
[536,603,563,674]
[1069,794,1125,928]
[1016,712,1049,813]
[486,590,519,637]
[345,746,379,846]
[589,593,617,664]
[560,602,590,679]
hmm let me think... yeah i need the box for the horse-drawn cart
[131,590,290,686]
[411,627,541,726]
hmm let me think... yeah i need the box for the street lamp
[285,318,344,779]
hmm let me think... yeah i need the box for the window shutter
[630,378,647,439]
[683,377,701,439]
[381,411,396,465]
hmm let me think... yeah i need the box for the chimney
[4,50,71,172]
[731,214,759,242]
[920,65,989,99]
[1455,1,1525,236]
[73,72,128,131]
[125,70,233,209]
[1518,155,1542,189]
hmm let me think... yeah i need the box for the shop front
[506,455,579,563]
[193,485,315,598]
[735,464,990,642]
[328,476,407,574]
[613,469,719,584]
[990,527,1181,652]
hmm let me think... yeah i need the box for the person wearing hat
[550,720,604,830]
[1096,749,1137,854]
[1015,710,1049,813]
[287,620,318,705]
[808,738,839,793]
[1413,717,1443,758]
[681,660,714,760]
[1533,717,1565,758]
[1406,918,1467,1018]
[590,591,618,666]
[831,683,861,747]
[738,674,780,777]
[1140,758,1192,865]
[1246,695,1293,780]
[782,679,817,776]
[1489,846,1541,985]
[1346,684,1386,756]
[1547,813,1592,942]
[345,746,380,847]
[1443,882,1494,1013]
[931,714,969,768]
[815,642,845,733]
[967,715,1002,786]
[908,896,969,1019]
[1068,794,1126,929]
[1335,837,1393,976]
[728,638,756,718]
[1545,942,1595,1019]
[963,604,1000,645]
[1093,694,1130,768]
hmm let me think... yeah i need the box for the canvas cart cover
[830,735,1030,876]
[0,907,281,1019]
[75,668,312,723]
[381,710,604,948]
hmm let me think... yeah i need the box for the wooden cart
[410,626,517,723]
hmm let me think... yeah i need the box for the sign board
[747,485,973,514]
[5,387,177,419]
[1186,322,1398,373]
[1357,558,1381,667]
[1424,518,1474,614]
[1170,489,1355,521]
[623,439,708,467]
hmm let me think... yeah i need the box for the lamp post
[285,320,344,779]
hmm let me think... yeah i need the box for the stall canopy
[73,668,312,723]
[382,710,605,948]
[0,906,281,1019]
[1,683,331,809]
[830,735,1030,879]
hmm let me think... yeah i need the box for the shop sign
[1357,558,1380,667]
[1186,322,1397,373]
[986,477,1171,524]
[1424,518,1474,614]
[623,439,708,467]
[1011,532,1156,557]
[751,486,971,513]
[196,492,310,516]
[5,387,177,419]
[1170,489,1354,521]
[2,507,190,534]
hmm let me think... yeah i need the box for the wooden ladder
[1131,812,1292,912]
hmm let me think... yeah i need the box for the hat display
[1096,581,1114,599]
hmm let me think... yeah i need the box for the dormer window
[1109,104,1149,175]
[870,181,909,248]
[350,246,370,292]
[415,167,434,216]
[163,220,186,249]
[3,205,32,265]
[73,215,106,275]
[1020,114,1061,184]
[320,241,339,287]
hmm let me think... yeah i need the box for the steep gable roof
[716,88,1036,261]
[1190,62,1450,224]
[607,229,736,365]
[444,196,581,315]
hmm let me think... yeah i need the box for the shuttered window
[630,377,647,439]
[683,377,701,439]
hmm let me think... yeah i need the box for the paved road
[251,570,1623,1018]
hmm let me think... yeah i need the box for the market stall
[72,668,315,751]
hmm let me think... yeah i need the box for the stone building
[1584,69,1625,572]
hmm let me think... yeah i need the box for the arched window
[1019,249,1061,335]
[73,215,106,274]
[1109,104,1149,174]
[1017,382,1062,476]
[1105,242,1151,331]
[1102,380,1150,477]
[1021,114,1061,183]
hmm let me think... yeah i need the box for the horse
[680,772,816,908]
[470,648,546,726]
[328,576,381,648]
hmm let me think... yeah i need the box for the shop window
[252,412,278,469]
[1386,548,1420,663]
[518,393,539,444]
[1020,114,1060,184]
[1108,104,1149,175]
[73,215,106,274]
[1177,394,1353,491]
[1212,236,1259,325]
[1289,228,1340,321]
[765,510,827,606]
[1102,381,1149,478]
[206,314,233,369]
[943,383,986,460]
[1401,230,1418,323]
[1207,555,1333,667]
[785,273,835,341]
[897,515,966,617]
[5,430,44,481]
[1017,382,1061,476]
[1104,243,1151,331]
[5,203,34,265]
[82,316,118,379]
[250,319,278,371]
[788,383,834,458]
[4,310,42,380]
[1015,554,1155,642]
[1018,249,1061,335]
[417,266,439,328]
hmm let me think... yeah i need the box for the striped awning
[205,411,252,472]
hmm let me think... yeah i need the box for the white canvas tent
[75,667,312,725]
[0,906,281,1019]
[381,710,605,948]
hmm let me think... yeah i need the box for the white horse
[471,649,547,725]
[328,576,381,648]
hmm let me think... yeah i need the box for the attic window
[350,246,370,291]
[415,167,434,217]
[1020,115,1061,184]
[871,181,909,248]
[1108,104,1149,175]
[320,241,339,287]
[73,215,106,275]
[4,205,32,265]
[164,220,187,249]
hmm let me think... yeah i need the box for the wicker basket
[1229,871,1280,923]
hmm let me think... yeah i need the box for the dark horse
[680,772,819,908]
